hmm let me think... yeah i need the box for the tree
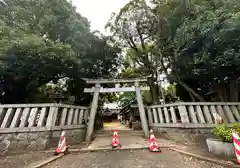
[0,0,7,7]
[0,0,121,104]
[149,0,208,101]
[106,0,162,103]
[158,0,240,101]
[108,0,240,102]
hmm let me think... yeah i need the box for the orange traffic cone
[149,129,153,138]
[149,141,161,152]
[148,129,161,152]
[148,129,156,146]
[54,131,69,155]
[149,133,157,142]
[113,129,119,138]
[112,129,121,149]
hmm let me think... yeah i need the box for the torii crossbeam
[83,77,149,84]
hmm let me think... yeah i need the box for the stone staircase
[89,128,147,149]
[94,129,144,137]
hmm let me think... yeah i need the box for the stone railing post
[46,105,58,128]
[177,104,190,124]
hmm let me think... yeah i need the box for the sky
[71,0,129,34]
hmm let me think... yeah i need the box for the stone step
[96,129,142,133]
[95,131,144,135]
[94,130,144,137]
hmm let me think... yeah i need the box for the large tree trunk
[229,80,239,102]
[189,92,196,102]
[216,84,228,102]
[159,57,205,102]
[147,77,158,104]
[161,70,205,102]
[178,80,205,102]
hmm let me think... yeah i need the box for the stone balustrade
[147,102,240,129]
[0,104,89,132]
[0,103,89,151]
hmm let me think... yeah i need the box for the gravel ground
[0,151,53,168]
[43,149,230,168]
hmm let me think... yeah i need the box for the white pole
[157,70,165,104]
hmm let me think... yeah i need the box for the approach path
[87,121,174,149]
[44,122,228,168]
[43,150,227,168]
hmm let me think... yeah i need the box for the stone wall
[152,127,213,134]
[50,128,86,145]
[0,103,89,154]
[151,126,214,150]
[0,131,50,151]
[132,122,142,130]
[0,127,86,152]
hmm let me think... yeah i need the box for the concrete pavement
[1,122,235,168]
[42,123,229,168]
[42,150,228,168]
[85,122,175,150]
[86,133,175,150]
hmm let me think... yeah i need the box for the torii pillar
[85,83,101,141]
[135,81,149,137]
[84,77,150,140]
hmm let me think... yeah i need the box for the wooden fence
[147,102,240,128]
[0,104,89,133]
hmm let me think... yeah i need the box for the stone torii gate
[83,78,150,141]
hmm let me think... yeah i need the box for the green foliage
[213,124,233,143]
[108,0,240,102]
[233,123,240,134]
[213,123,240,143]
[164,84,178,103]
[0,0,121,104]
[142,90,153,105]
[118,92,136,107]
[101,93,119,104]
[170,0,240,101]
[106,1,160,103]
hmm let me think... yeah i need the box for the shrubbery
[213,123,240,143]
